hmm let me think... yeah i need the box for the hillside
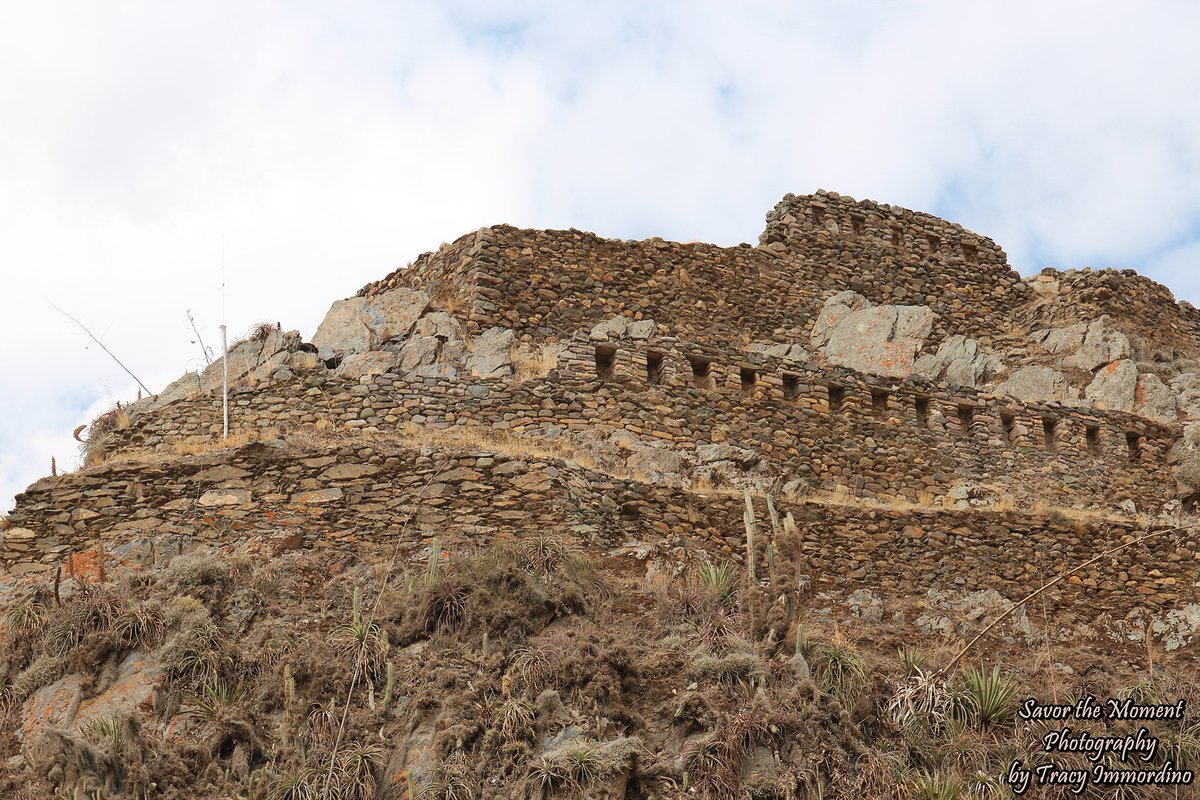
[2,190,1199,799]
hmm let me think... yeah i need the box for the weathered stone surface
[810,291,873,349]
[1171,372,1200,418]
[1086,360,1176,421]
[320,464,379,480]
[466,327,514,379]
[914,335,1005,388]
[336,351,400,380]
[292,488,344,504]
[992,365,1079,404]
[312,287,429,359]
[627,319,657,339]
[811,292,934,378]
[1033,316,1131,371]
[590,316,630,341]
[749,341,811,362]
[198,489,251,507]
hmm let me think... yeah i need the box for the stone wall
[100,336,1178,512]
[354,191,1032,350]
[4,444,1195,625]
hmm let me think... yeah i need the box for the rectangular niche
[956,405,974,436]
[961,242,977,263]
[1000,411,1016,444]
[646,351,665,385]
[850,214,866,234]
[1042,417,1058,452]
[1085,425,1101,455]
[594,346,617,380]
[827,384,845,412]
[688,356,713,389]
[870,388,889,419]
[1126,431,1142,462]
[914,396,931,427]
[740,367,758,399]
[926,234,941,253]
[782,373,801,401]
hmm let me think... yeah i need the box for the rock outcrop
[810,291,935,378]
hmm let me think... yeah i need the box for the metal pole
[220,323,229,439]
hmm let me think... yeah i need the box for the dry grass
[0,515,11,532]
[248,321,277,342]
[512,341,565,380]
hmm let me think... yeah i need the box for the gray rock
[914,335,1005,388]
[198,489,251,507]
[1085,360,1176,421]
[311,287,429,358]
[396,335,442,371]
[749,341,811,362]
[1171,372,1200,418]
[993,365,1080,404]
[466,327,515,379]
[590,316,630,341]
[1073,317,1132,370]
[810,290,873,349]
[695,443,761,467]
[1169,422,1200,496]
[336,351,400,379]
[1032,317,1131,371]
[627,319,657,339]
[811,292,934,378]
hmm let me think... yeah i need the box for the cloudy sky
[3,1,1200,509]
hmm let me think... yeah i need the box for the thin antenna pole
[221,236,229,440]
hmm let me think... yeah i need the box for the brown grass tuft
[248,321,277,342]
[512,341,565,380]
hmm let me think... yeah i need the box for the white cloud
[3,1,1200,508]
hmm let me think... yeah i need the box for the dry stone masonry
[7,189,1200,643]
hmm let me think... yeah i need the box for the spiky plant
[419,576,470,632]
[698,563,739,609]
[184,679,245,722]
[112,601,165,647]
[911,770,966,800]
[812,642,867,705]
[960,664,1017,729]
[2,598,46,636]
[519,532,577,577]
[898,645,929,677]
[80,716,126,750]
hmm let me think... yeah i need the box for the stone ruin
[5,189,1200,643]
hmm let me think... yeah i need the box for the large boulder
[1169,422,1200,498]
[1031,316,1132,371]
[311,287,429,360]
[1085,359,1176,422]
[914,335,1006,388]
[466,327,515,379]
[1171,372,1200,419]
[810,292,935,378]
[992,366,1080,404]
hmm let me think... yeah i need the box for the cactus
[283,664,296,708]
[383,660,396,706]
[427,537,442,581]
[743,489,757,585]
[352,586,362,625]
[795,623,807,657]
